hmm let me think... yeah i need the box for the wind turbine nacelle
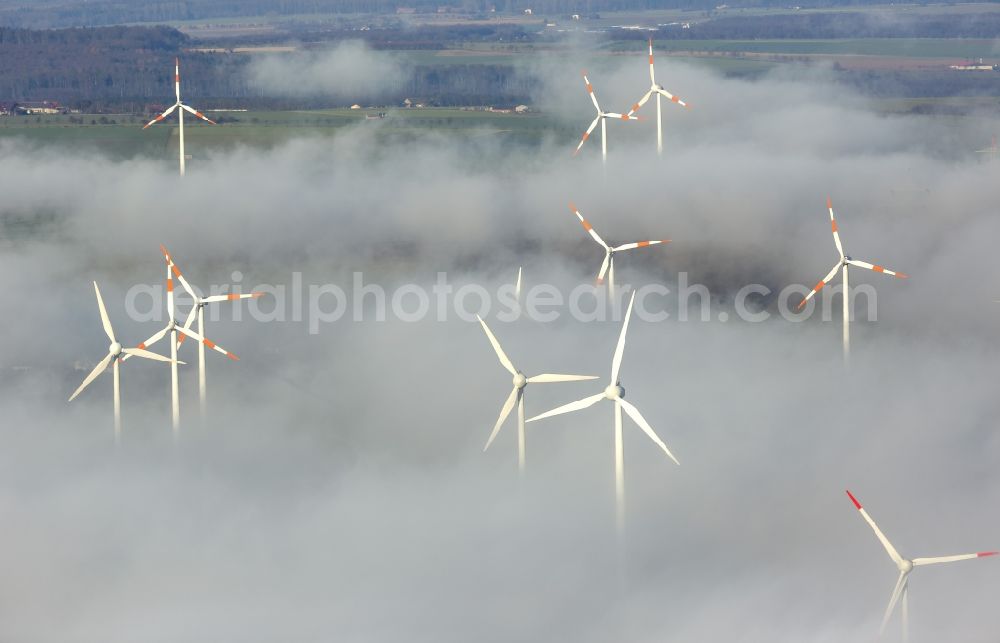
[110,342,123,356]
[898,559,913,573]
[513,372,527,389]
[605,384,624,400]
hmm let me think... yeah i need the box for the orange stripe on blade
[166,279,173,292]
[638,241,650,247]
[586,84,593,93]
[226,353,239,361]
[873,265,885,273]
[203,339,216,349]
[831,220,838,232]
[580,220,592,231]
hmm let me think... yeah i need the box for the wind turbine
[477,315,596,475]
[573,71,640,164]
[797,198,908,363]
[626,38,690,156]
[124,246,240,434]
[143,57,216,177]
[976,135,996,164]
[163,245,257,419]
[527,292,678,534]
[68,282,180,441]
[846,489,997,642]
[569,202,669,301]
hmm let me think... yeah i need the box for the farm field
[0,108,571,159]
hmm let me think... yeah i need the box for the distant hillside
[0,0,904,30]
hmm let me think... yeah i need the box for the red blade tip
[978,551,998,557]
[846,490,862,509]
[827,197,833,209]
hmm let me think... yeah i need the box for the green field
[607,38,1000,59]
[0,108,572,159]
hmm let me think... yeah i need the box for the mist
[0,51,999,643]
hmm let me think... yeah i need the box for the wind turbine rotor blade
[574,117,602,155]
[160,245,199,300]
[526,393,604,423]
[568,202,609,248]
[68,352,114,402]
[611,292,636,384]
[612,239,670,252]
[201,292,264,304]
[483,387,518,452]
[656,88,689,108]
[123,347,182,363]
[827,197,845,259]
[648,38,656,85]
[597,252,610,285]
[627,89,654,117]
[515,266,522,300]
[845,259,908,279]
[142,103,177,129]
[174,57,181,101]
[797,262,842,310]
[120,325,170,362]
[880,571,908,634]
[181,103,217,125]
[618,398,679,465]
[92,282,116,343]
[175,325,239,361]
[913,552,998,566]
[476,315,516,375]
[603,112,640,121]
[846,490,905,566]
[527,374,599,383]
[582,72,601,112]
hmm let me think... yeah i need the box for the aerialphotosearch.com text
[124,271,879,334]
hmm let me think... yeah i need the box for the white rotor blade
[846,490,905,566]
[120,325,170,362]
[574,116,601,155]
[181,103,217,125]
[597,252,611,285]
[618,398,679,465]
[123,347,181,363]
[201,292,264,304]
[526,393,604,423]
[142,103,177,129]
[913,552,998,566]
[569,202,609,249]
[175,325,239,361]
[880,571,908,634]
[582,72,601,113]
[797,262,842,310]
[483,387,518,452]
[827,197,844,259]
[845,259,908,279]
[655,88,689,108]
[603,112,639,121]
[611,292,636,384]
[527,374,599,383]
[476,315,516,375]
[627,89,654,117]
[648,38,656,85]
[612,239,670,252]
[93,281,115,343]
[68,352,113,402]
[515,266,522,300]
[160,245,199,300]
